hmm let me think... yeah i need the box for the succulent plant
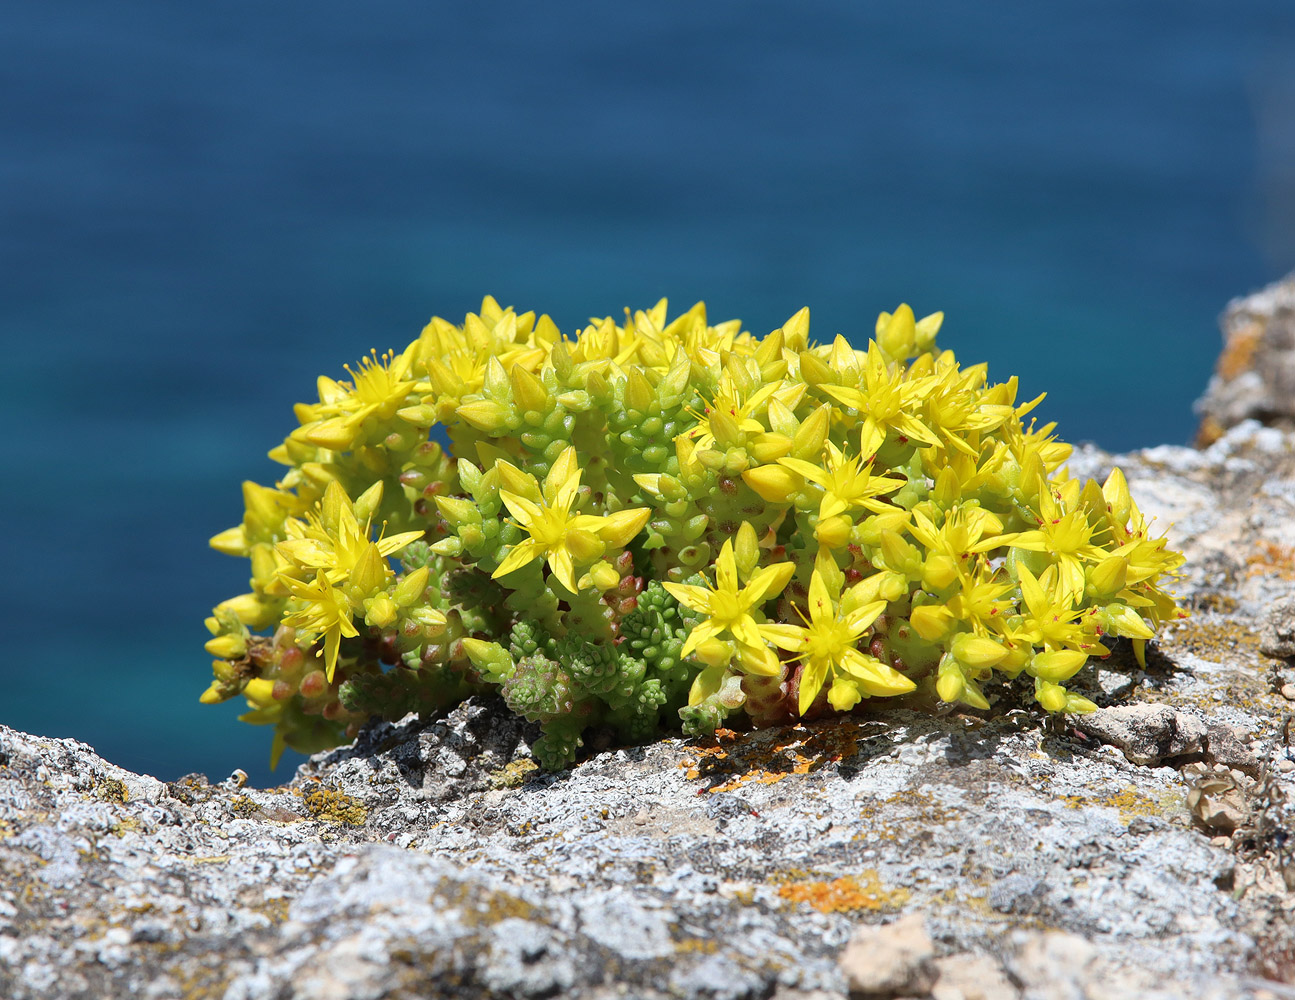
[203,296,1186,768]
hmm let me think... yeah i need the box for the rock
[838,913,935,998]
[931,954,1020,1000]
[1205,723,1262,777]
[1186,774,1249,834]
[988,873,1046,915]
[1259,594,1295,659]
[1075,704,1208,766]
[1196,274,1295,444]
[1007,931,1099,1000]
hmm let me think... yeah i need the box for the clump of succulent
[203,296,1186,769]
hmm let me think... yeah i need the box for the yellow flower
[817,341,939,449]
[662,539,795,666]
[276,480,423,588]
[281,570,360,682]
[761,550,915,714]
[998,478,1108,602]
[778,432,905,520]
[493,446,650,593]
[292,347,419,451]
[684,368,798,453]
[1009,562,1106,658]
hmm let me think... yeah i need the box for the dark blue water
[4,2,1293,786]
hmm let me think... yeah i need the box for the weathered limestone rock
[1075,704,1208,766]
[1260,594,1295,659]
[1196,274,1295,444]
[6,276,1295,999]
[838,912,935,998]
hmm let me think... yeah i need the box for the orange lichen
[1217,322,1263,381]
[777,870,910,913]
[1248,541,1295,582]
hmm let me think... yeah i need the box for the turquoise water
[4,2,1293,786]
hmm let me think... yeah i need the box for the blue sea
[4,2,1293,786]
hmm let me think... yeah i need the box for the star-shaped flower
[280,570,360,682]
[493,446,649,593]
[662,539,795,668]
[778,431,905,520]
[761,550,915,714]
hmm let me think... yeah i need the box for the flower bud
[734,522,760,580]
[707,405,741,448]
[936,656,965,703]
[455,399,512,433]
[914,311,943,352]
[1102,468,1133,526]
[780,307,810,351]
[625,368,655,414]
[1086,555,1128,601]
[798,350,835,388]
[243,677,277,708]
[922,553,958,592]
[204,634,246,660]
[354,481,384,523]
[791,405,830,461]
[396,403,437,427]
[1034,677,1069,713]
[364,595,398,628]
[349,543,389,597]
[435,496,482,529]
[742,464,799,503]
[210,525,248,557]
[751,433,792,464]
[393,566,430,607]
[828,678,862,712]
[910,604,953,641]
[218,593,279,630]
[302,416,358,450]
[879,530,921,577]
[1030,649,1088,682]
[600,508,652,547]
[736,641,781,677]
[588,561,621,591]
[879,303,916,359]
[1104,603,1154,640]
[199,682,230,705]
[509,363,549,413]
[429,537,463,557]
[692,637,734,668]
[951,633,1007,670]
[815,514,853,549]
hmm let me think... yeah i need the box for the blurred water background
[3,2,1294,786]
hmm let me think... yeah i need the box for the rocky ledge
[7,281,1295,1000]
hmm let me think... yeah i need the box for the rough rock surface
[1196,273,1295,444]
[8,280,1295,999]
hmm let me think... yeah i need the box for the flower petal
[741,561,796,608]
[492,539,540,580]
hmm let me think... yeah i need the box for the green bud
[791,405,830,461]
[435,496,482,529]
[393,566,430,606]
[734,522,760,580]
